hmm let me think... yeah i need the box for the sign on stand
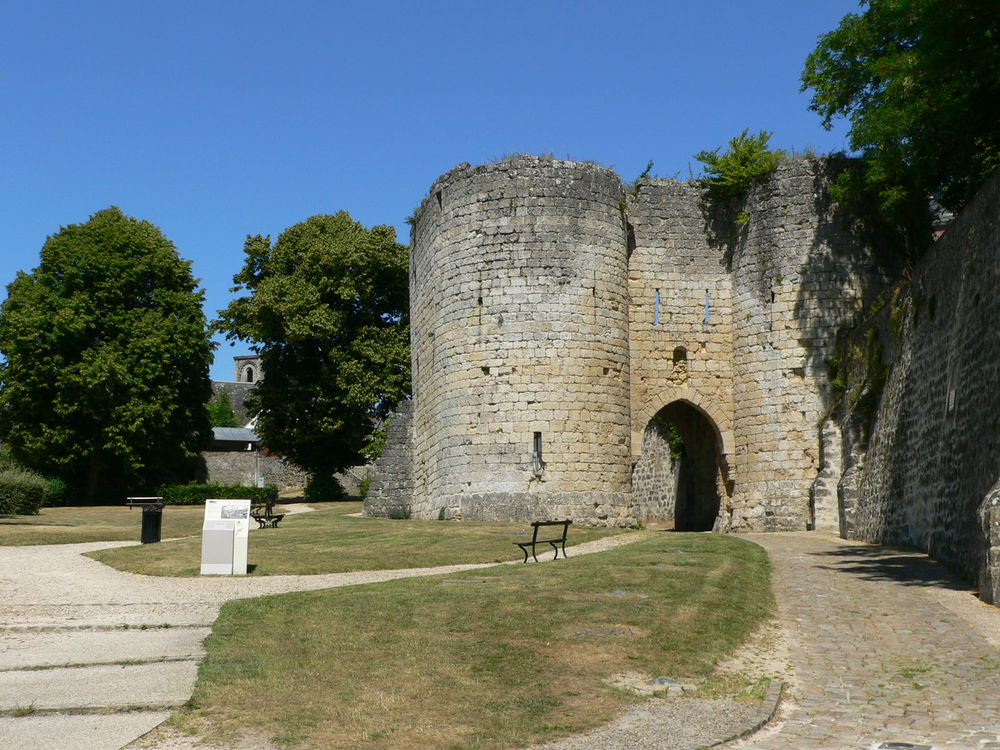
[200,498,251,575]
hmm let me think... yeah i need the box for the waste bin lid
[126,496,165,509]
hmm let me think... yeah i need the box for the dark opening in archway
[633,401,722,531]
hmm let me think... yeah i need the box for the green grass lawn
[0,504,207,545]
[174,533,774,749]
[86,503,626,575]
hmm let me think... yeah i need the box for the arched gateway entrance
[632,401,726,531]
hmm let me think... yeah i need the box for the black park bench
[250,493,284,529]
[515,520,572,563]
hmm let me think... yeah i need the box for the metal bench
[514,520,572,563]
[250,493,284,529]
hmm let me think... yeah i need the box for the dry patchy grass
[176,533,773,749]
[86,503,625,575]
[0,504,205,546]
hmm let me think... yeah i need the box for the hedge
[156,483,278,506]
[0,469,48,515]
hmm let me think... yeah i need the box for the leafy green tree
[802,0,1000,249]
[207,391,240,428]
[216,211,409,481]
[0,208,213,502]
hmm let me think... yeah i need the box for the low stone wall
[202,451,308,492]
[364,401,414,517]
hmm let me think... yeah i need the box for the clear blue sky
[1,0,859,381]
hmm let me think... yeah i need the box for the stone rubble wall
[631,419,680,525]
[201,451,308,492]
[843,169,1000,597]
[363,400,414,517]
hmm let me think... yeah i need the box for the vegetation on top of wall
[694,130,786,268]
[694,130,785,199]
[625,160,655,198]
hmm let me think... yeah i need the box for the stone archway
[632,400,726,531]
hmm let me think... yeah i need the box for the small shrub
[695,129,784,198]
[358,476,372,499]
[157,483,277,505]
[45,477,70,505]
[304,474,344,503]
[0,469,48,515]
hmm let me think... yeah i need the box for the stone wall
[201,451,308,492]
[364,400,414,517]
[210,381,255,424]
[842,169,1000,599]
[631,419,680,525]
[626,178,735,460]
[726,160,886,530]
[408,157,635,524]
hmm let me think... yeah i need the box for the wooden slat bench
[514,520,572,563]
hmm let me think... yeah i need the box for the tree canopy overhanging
[802,0,1000,221]
[0,207,213,501]
[215,211,410,480]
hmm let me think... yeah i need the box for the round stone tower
[408,156,634,524]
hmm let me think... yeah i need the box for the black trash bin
[127,497,165,544]
[141,505,164,544]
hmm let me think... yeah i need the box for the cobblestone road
[731,533,1000,750]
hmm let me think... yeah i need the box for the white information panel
[200,498,251,575]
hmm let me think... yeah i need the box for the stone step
[1,602,220,630]
[0,626,210,670]
[0,711,170,750]
[0,662,197,713]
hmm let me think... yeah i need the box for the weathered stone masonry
[829,169,1000,601]
[366,156,887,529]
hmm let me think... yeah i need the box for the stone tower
[233,355,263,384]
[407,158,635,523]
[366,155,886,529]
